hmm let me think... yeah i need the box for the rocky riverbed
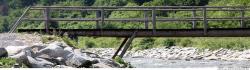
[86,47,250,61]
[0,33,128,68]
[2,33,250,68]
[86,47,250,68]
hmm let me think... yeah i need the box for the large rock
[65,53,92,68]
[27,56,55,68]
[5,46,29,56]
[37,42,71,58]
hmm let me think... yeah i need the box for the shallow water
[124,58,250,68]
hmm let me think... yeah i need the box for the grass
[41,34,250,51]
[0,58,16,68]
[113,56,133,68]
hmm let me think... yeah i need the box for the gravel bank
[86,47,250,61]
[0,33,42,48]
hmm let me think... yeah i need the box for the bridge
[8,6,250,58]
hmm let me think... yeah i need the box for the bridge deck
[18,28,250,37]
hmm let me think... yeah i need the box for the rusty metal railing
[10,6,250,35]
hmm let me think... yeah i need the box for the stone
[54,65,72,68]
[37,42,71,58]
[65,53,92,68]
[64,47,74,52]
[5,46,29,56]
[204,55,220,60]
[27,56,55,68]
[92,63,113,68]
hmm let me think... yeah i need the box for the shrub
[114,56,133,68]
[163,39,176,48]
[85,40,96,48]
[178,38,192,47]
[138,38,155,50]
[41,35,61,43]
[62,36,79,48]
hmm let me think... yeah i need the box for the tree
[83,0,95,6]
[8,0,37,8]
[39,0,59,6]
[130,0,152,6]
[94,0,127,6]
[165,0,208,6]
[0,18,9,32]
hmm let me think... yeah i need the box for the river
[124,57,250,68]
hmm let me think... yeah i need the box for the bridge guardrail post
[240,6,246,28]
[96,10,101,29]
[192,7,197,29]
[203,7,208,35]
[100,8,104,35]
[152,8,156,34]
[144,10,149,29]
[43,7,50,33]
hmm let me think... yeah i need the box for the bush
[193,38,250,51]
[178,38,192,47]
[85,40,96,48]
[41,35,61,43]
[138,38,155,50]
[62,36,79,48]
[114,56,133,68]
[163,39,176,48]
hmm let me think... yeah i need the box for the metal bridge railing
[9,6,250,35]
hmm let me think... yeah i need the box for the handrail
[12,6,250,35]
[31,6,250,8]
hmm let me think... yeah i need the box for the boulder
[37,42,71,58]
[65,53,92,68]
[26,56,55,68]
[5,46,29,56]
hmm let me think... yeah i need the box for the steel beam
[112,37,129,59]
[18,28,250,37]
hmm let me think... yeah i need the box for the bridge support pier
[112,37,129,59]
[112,31,137,59]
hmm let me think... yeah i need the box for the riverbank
[2,33,250,68]
[85,47,250,61]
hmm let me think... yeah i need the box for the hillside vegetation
[1,0,250,50]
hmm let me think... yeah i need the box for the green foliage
[62,36,79,48]
[0,58,16,68]
[192,38,250,51]
[93,0,127,6]
[178,38,192,47]
[85,40,96,48]
[0,18,9,32]
[3,0,250,51]
[163,39,176,47]
[41,35,62,43]
[166,0,208,6]
[114,56,133,68]
[130,0,152,6]
[132,38,155,50]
